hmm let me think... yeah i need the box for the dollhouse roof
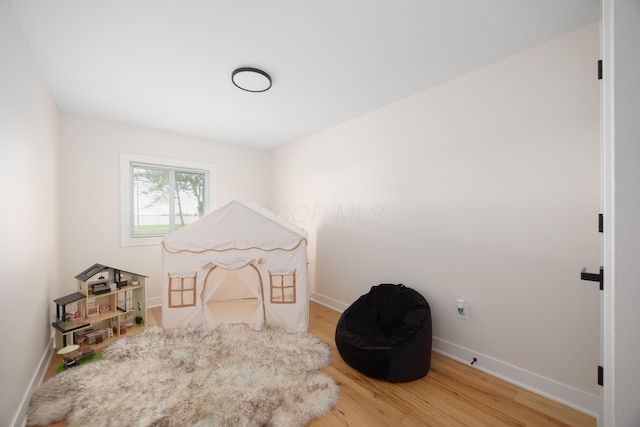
[53,291,86,306]
[75,263,147,282]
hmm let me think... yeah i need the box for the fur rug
[28,324,339,427]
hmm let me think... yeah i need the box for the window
[269,271,297,304]
[168,274,197,308]
[121,153,216,246]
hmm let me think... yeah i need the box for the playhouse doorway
[201,263,264,329]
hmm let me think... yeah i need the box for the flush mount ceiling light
[231,67,272,92]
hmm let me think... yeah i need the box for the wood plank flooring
[34,301,595,427]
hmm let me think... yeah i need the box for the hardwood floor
[35,302,595,427]
[308,302,595,427]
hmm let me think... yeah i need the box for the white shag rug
[28,324,339,427]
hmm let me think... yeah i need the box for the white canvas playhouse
[161,200,309,332]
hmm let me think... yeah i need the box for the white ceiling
[12,0,599,150]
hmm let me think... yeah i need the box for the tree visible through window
[130,162,208,237]
[120,153,216,246]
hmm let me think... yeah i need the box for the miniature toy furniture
[76,347,95,361]
[52,263,147,349]
[335,283,432,382]
[63,357,79,369]
[57,344,79,359]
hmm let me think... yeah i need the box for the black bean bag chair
[335,283,432,382]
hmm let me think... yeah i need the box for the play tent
[161,200,309,332]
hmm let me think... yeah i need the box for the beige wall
[58,113,270,306]
[0,1,59,425]
[270,23,601,412]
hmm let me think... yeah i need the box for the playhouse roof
[162,200,307,253]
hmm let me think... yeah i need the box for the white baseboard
[12,336,55,427]
[310,292,348,313]
[311,291,599,418]
[147,296,162,308]
[432,337,599,418]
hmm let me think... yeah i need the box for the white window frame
[120,153,217,247]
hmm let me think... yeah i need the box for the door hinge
[598,60,603,80]
[598,365,604,386]
[599,213,603,233]
[581,266,603,291]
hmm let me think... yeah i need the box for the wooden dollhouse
[52,263,147,349]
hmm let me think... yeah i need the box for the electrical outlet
[457,303,469,320]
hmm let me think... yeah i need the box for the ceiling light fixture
[231,67,272,92]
